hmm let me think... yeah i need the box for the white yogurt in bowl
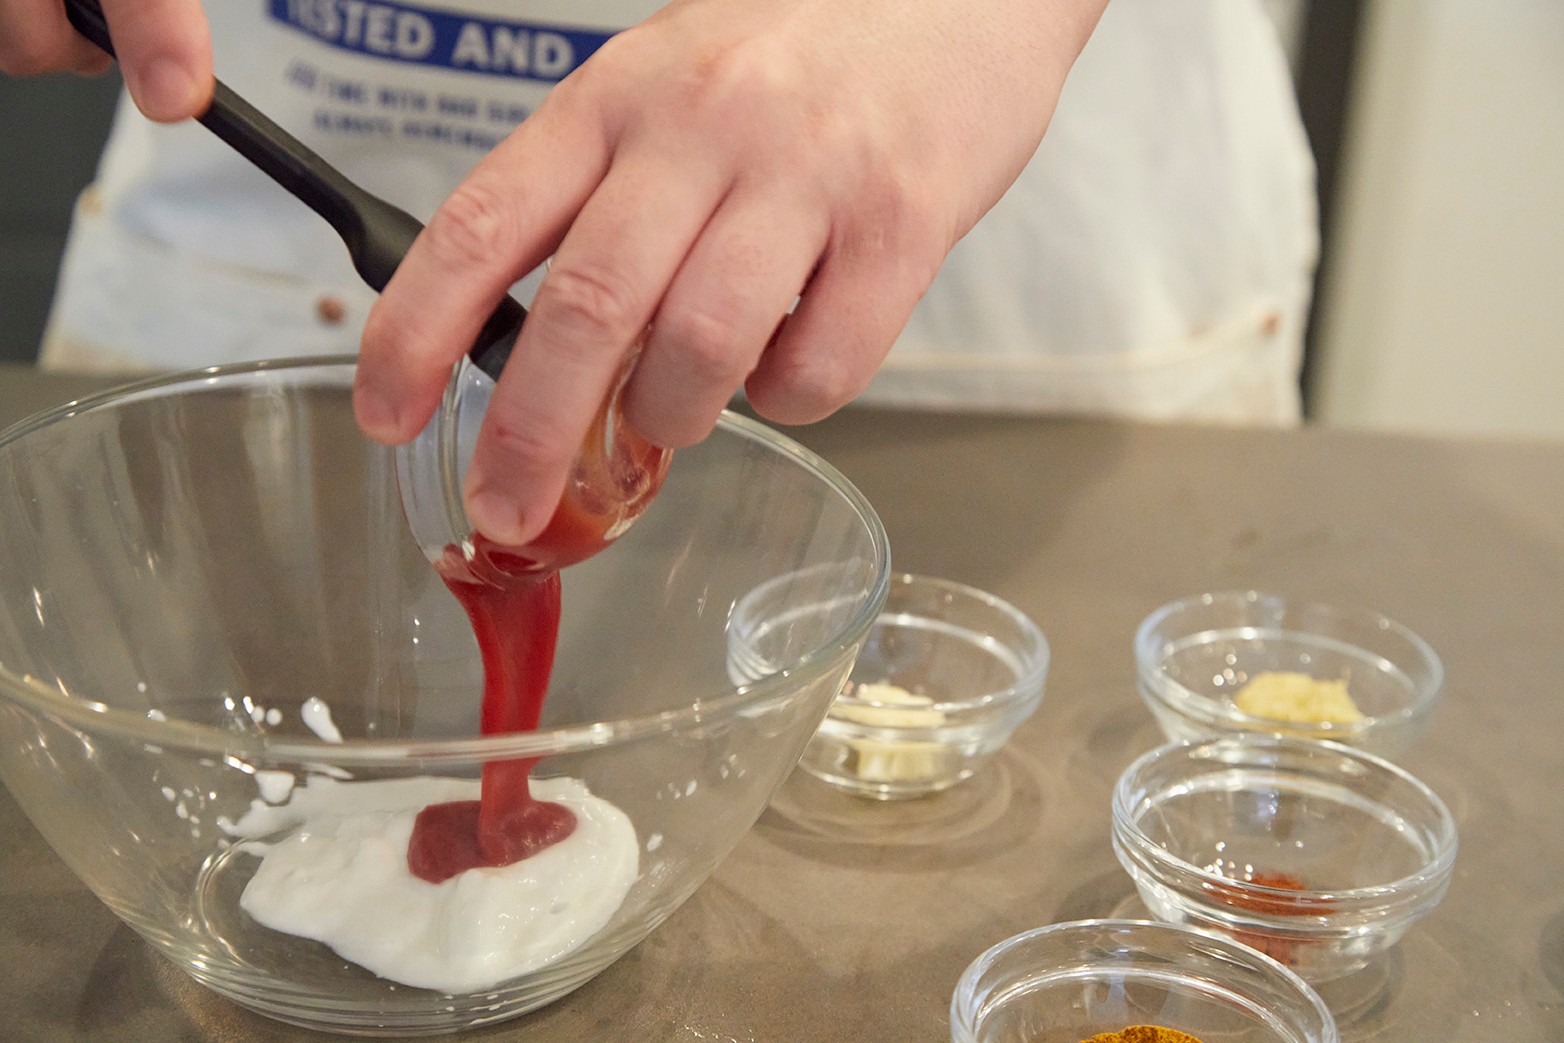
[226,775,638,994]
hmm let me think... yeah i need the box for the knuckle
[663,308,751,387]
[578,26,643,74]
[622,391,710,451]
[840,173,951,293]
[858,167,940,248]
[759,354,861,423]
[538,262,644,339]
[554,28,654,119]
[704,43,786,96]
[680,41,805,128]
[425,181,517,269]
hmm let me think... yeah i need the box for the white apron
[41,0,1316,424]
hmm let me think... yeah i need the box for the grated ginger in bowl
[1233,671,1364,724]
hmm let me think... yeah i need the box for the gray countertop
[3,364,1562,1041]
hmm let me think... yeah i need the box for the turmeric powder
[1081,1028,1204,1043]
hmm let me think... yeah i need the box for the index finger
[462,147,727,546]
[353,98,611,445]
[354,95,723,547]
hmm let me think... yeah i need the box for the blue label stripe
[268,0,614,83]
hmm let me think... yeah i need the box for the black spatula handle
[62,0,521,379]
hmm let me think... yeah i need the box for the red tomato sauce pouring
[406,397,669,884]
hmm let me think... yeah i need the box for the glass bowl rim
[0,356,891,765]
[833,571,1050,716]
[1133,589,1445,734]
[1111,734,1460,908]
[949,917,1338,1043]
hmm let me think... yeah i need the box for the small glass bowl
[1111,735,1458,983]
[395,353,669,572]
[1135,591,1443,758]
[732,573,1047,800]
[950,919,1338,1043]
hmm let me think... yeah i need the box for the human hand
[0,0,211,120]
[355,0,1104,547]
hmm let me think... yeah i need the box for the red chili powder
[1205,869,1333,965]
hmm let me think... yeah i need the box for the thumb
[100,0,214,122]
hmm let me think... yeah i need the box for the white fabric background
[42,0,1316,424]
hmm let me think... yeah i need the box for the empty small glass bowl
[1135,591,1443,758]
[730,573,1048,800]
[950,919,1338,1043]
[1112,736,1458,983]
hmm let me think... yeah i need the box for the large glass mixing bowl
[0,358,889,1036]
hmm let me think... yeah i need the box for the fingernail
[466,487,526,545]
[133,58,199,121]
